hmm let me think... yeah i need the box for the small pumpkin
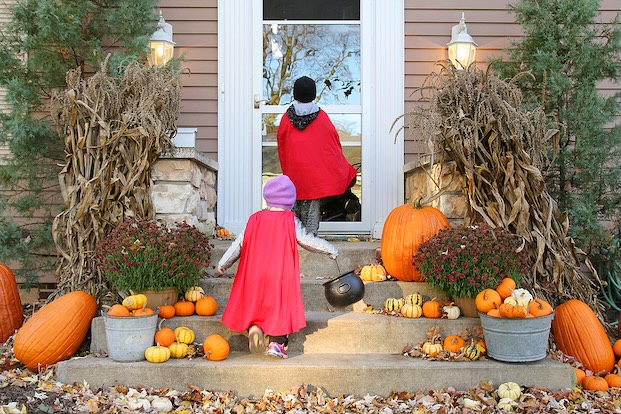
[496,277,516,300]
[159,304,176,319]
[528,298,553,317]
[422,341,443,357]
[487,308,502,318]
[404,293,423,307]
[384,297,404,313]
[195,296,218,316]
[215,227,230,237]
[203,334,230,361]
[422,299,442,319]
[122,293,148,311]
[107,304,130,317]
[132,307,155,317]
[154,319,175,347]
[510,288,532,307]
[461,343,481,361]
[497,382,521,401]
[475,288,501,314]
[360,264,388,282]
[613,339,621,358]
[498,302,527,318]
[400,303,422,318]
[442,303,460,320]
[173,299,195,316]
[145,344,171,363]
[0,264,24,344]
[574,367,586,386]
[169,341,189,359]
[582,375,609,391]
[605,373,621,388]
[443,335,466,353]
[184,286,206,302]
[174,326,195,344]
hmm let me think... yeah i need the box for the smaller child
[217,175,338,358]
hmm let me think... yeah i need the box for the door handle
[254,94,267,109]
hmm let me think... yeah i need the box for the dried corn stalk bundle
[406,64,603,321]
[49,59,181,300]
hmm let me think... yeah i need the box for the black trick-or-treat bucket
[323,271,365,308]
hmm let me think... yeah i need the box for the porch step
[57,353,574,397]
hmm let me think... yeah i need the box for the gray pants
[293,199,320,235]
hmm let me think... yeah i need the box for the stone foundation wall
[151,147,218,236]
[404,158,467,224]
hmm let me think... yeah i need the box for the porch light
[447,13,477,70]
[148,11,175,66]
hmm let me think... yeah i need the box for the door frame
[218,0,403,238]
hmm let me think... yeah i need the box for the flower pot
[453,296,479,318]
[140,287,178,310]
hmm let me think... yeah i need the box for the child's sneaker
[266,342,288,359]
[248,325,266,354]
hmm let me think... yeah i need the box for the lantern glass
[448,42,476,70]
[148,40,174,66]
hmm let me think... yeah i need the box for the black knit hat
[293,76,316,103]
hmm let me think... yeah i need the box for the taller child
[277,76,358,235]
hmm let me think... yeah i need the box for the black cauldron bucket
[323,271,365,308]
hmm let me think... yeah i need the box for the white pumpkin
[497,398,516,412]
[497,381,521,401]
[511,288,533,307]
[442,304,461,320]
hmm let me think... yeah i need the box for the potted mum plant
[95,218,213,309]
[414,224,530,317]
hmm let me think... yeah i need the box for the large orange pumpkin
[203,334,230,361]
[552,299,615,374]
[380,200,449,281]
[14,291,97,371]
[0,264,24,343]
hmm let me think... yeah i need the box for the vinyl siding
[0,0,14,160]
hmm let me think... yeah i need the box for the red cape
[277,109,357,199]
[221,210,306,336]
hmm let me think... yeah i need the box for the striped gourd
[404,293,423,307]
[384,297,404,313]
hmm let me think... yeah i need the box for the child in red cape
[217,175,338,358]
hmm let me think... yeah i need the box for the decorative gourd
[203,334,230,361]
[184,286,205,302]
[173,299,195,316]
[443,335,466,353]
[380,200,450,282]
[511,288,533,307]
[442,303,461,320]
[384,297,404,313]
[215,227,230,237]
[360,264,388,282]
[174,326,195,344]
[475,340,486,355]
[475,288,501,314]
[461,343,481,361]
[496,277,516,300]
[422,340,443,357]
[107,304,131,317]
[582,375,609,391]
[0,264,24,344]
[605,373,621,388]
[497,382,521,401]
[574,368,586,386]
[195,296,218,316]
[168,341,189,359]
[528,298,553,317]
[132,307,154,316]
[122,293,147,311]
[154,320,175,347]
[400,303,422,318]
[497,398,516,412]
[551,299,615,374]
[404,293,423,307]
[14,291,97,371]
[145,344,171,363]
[422,299,442,319]
[498,302,527,318]
[159,304,176,319]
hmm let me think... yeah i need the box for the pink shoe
[266,342,288,359]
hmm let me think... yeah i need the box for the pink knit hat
[263,175,296,210]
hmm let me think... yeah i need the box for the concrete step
[90,311,482,355]
[57,352,575,398]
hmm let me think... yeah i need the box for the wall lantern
[447,13,477,70]
[148,11,175,66]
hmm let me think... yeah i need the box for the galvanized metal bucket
[479,311,554,362]
[103,313,158,362]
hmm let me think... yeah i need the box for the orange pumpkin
[14,291,97,371]
[605,373,621,388]
[132,307,155,316]
[574,367,586,386]
[582,375,609,391]
[475,288,501,314]
[528,298,553,317]
[613,339,621,358]
[195,296,218,316]
[552,299,615,374]
[487,308,501,317]
[159,304,176,319]
[498,302,527,318]
[380,200,449,282]
[154,319,176,347]
[0,264,24,343]
[203,334,230,361]
[107,304,130,317]
[422,299,442,318]
[173,299,195,316]
[496,277,516,300]
[443,335,466,353]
